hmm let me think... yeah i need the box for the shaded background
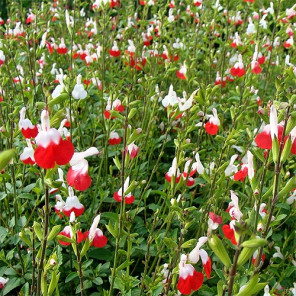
[0,0,296,20]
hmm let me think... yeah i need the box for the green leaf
[3,278,22,295]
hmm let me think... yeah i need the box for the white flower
[72,75,87,100]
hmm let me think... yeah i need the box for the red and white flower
[252,249,266,266]
[0,277,8,289]
[193,0,202,7]
[176,64,187,80]
[125,142,139,159]
[34,110,74,169]
[284,36,293,49]
[54,194,65,218]
[113,177,135,204]
[56,38,68,54]
[86,214,108,248]
[20,139,35,165]
[230,54,245,77]
[26,10,36,24]
[104,98,124,119]
[189,237,211,279]
[255,105,283,150]
[208,212,223,230]
[67,147,99,191]
[165,157,181,183]
[58,225,84,246]
[0,50,5,66]
[177,254,204,295]
[109,41,121,57]
[225,154,238,176]
[228,191,243,220]
[109,131,121,145]
[19,107,38,139]
[222,220,237,245]
[62,187,85,217]
[205,108,220,135]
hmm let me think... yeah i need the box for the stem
[76,233,84,296]
[108,95,129,296]
[228,237,242,296]
[36,182,50,296]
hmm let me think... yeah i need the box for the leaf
[93,277,103,286]
[2,278,22,295]
[88,248,113,261]
[65,272,78,283]
[0,227,8,244]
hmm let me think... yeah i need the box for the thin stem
[36,182,50,296]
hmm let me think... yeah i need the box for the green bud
[33,221,43,241]
[48,225,62,242]
[128,108,137,120]
[0,149,15,171]
[241,238,267,248]
[278,175,296,199]
[237,247,255,267]
[272,138,279,164]
[181,239,197,249]
[19,230,32,248]
[113,156,121,170]
[56,235,75,244]
[280,136,292,163]
[208,235,232,268]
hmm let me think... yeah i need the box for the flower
[0,277,8,289]
[177,254,204,295]
[62,187,85,217]
[255,106,283,149]
[67,147,99,191]
[109,41,121,57]
[208,212,223,230]
[86,214,108,248]
[222,220,237,245]
[252,249,265,266]
[54,194,65,218]
[230,54,245,77]
[188,237,211,279]
[20,139,35,165]
[58,226,84,246]
[34,110,74,169]
[109,131,122,145]
[57,38,68,54]
[162,85,179,108]
[233,164,248,181]
[113,177,135,204]
[19,107,38,139]
[205,108,220,135]
[0,50,5,66]
[165,157,181,183]
[225,154,238,176]
[176,64,187,80]
[72,74,87,100]
[125,142,139,159]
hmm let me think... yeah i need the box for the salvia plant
[0,0,296,295]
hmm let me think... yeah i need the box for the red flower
[222,222,237,245]
[234,165,248,182]
[58,226,84,246]
[177,254,204,295]
[34,110,74,169]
